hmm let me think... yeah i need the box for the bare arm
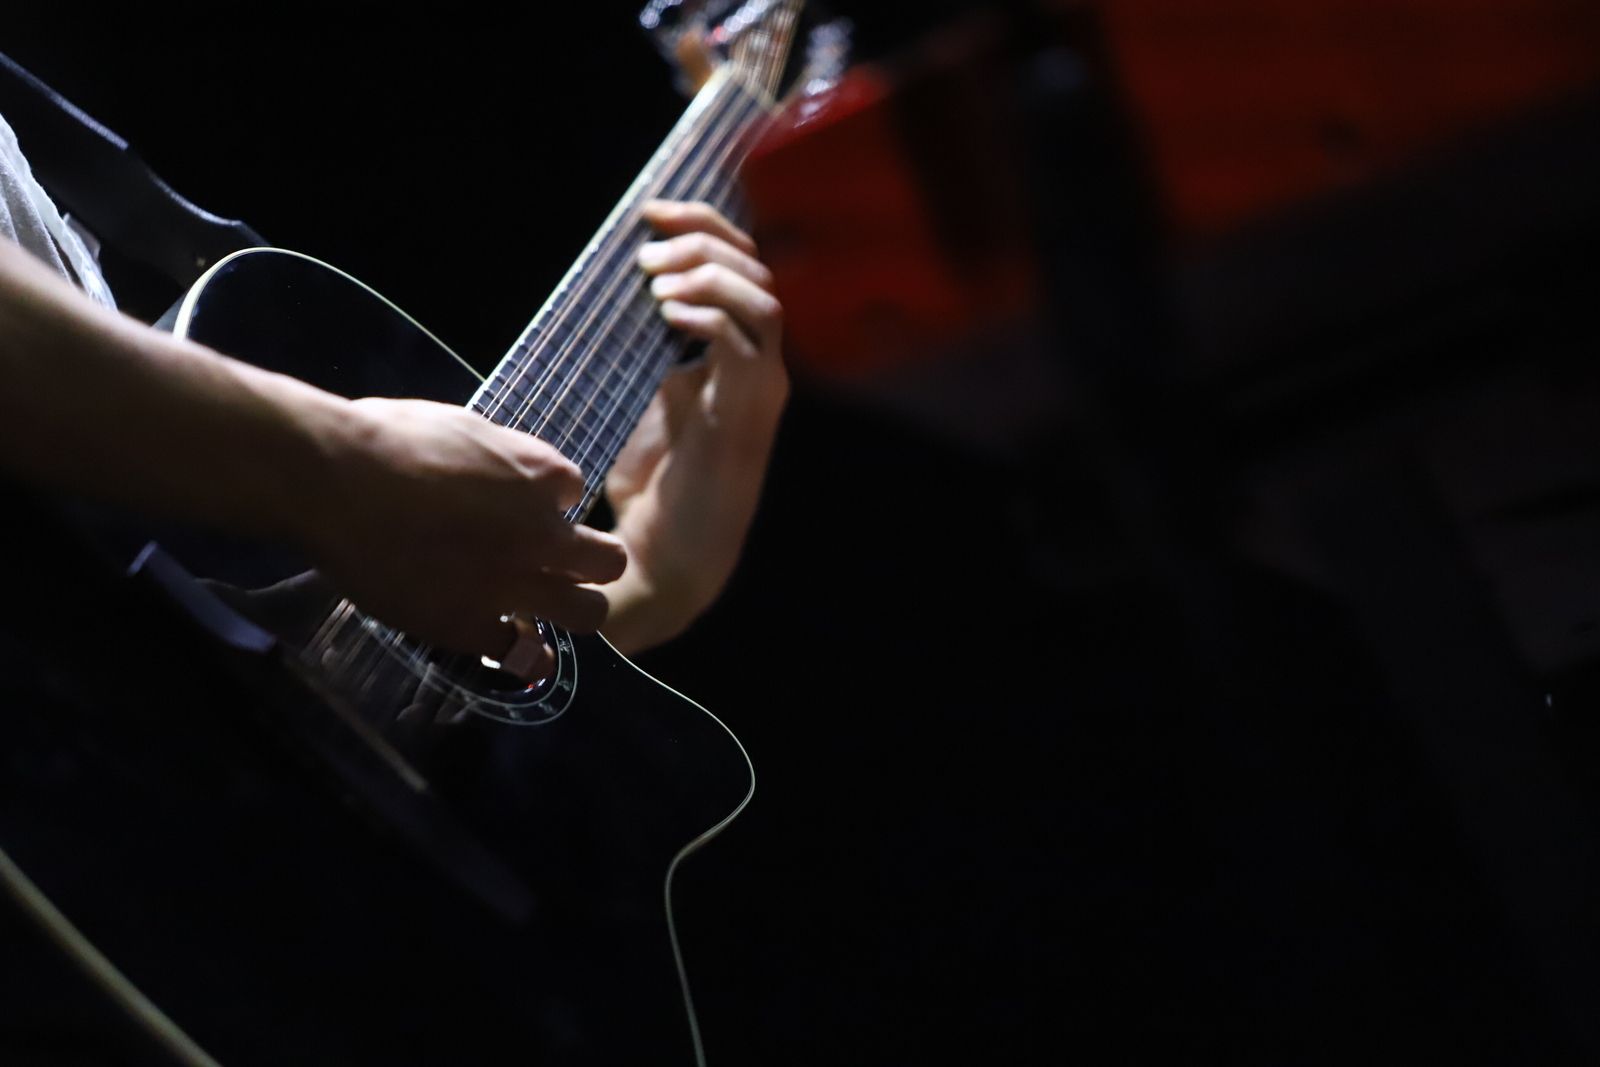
[0,236,349,539]
[0,236,624,672]
[0,193,785,668]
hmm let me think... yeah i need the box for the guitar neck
[468,69,773,513]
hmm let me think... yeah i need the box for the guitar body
[2,4,823,1056]
[0,249,752,1065]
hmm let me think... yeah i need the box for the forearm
[0,237,345,541]
[603,425,776,655]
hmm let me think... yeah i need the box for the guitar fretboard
[468,71,771,513]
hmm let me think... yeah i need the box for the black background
[8,3,1600,1064]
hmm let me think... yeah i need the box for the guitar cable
[0,843,225,1067]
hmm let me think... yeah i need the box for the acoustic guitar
[0,3,818,1063]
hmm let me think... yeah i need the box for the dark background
[9,2,1600,1064]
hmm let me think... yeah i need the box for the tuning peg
[640,0,730,94]
[795,17,853,98]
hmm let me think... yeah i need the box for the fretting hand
[600,200,789,653]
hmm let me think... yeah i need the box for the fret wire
[542,155,749,444]
[470,74,749,421]
[490,85,765,482]
[514,295,676,435]
[308,63,781,692]
[556,173,745,482]
[563,147,748,483]
[499,92,748,428]
[524,84,756,390]
[559,170,750,486]
[512,93,762,459]
[557,192,739,490]
[476,77,760,435]
[547,353,670,468]
[731,0,799,98]
[483,228,701,453]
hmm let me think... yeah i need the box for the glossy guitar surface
[0,6,822,1059]
[2,246,755,1065]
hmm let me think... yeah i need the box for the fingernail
[650,274,677,298]
[637,241,665,270]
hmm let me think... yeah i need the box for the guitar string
[307,81,754,676]
[734,3,795,101]
[472,73,751,437]
[545,50,780,451]
[340,151,750,702]
[462,79,721,423]
[322,92,752,679]
[345,146,746,699]
[739,2,801,101]
[464,109,710,432]
[545,175,751,506]
[553,149,761,504]
[491,82,761,446]
[501,86,764,493]
[312,26,793,690]
[483,17,792,432]
[540,104,764,489]
[314,76,771,701]
[339,123,755,700]
[309,70,773,690]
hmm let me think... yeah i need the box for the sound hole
[465,618,556,699]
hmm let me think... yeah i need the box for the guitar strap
[0,51,266,290]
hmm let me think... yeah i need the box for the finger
[651,263,782,351]
[506,436,586,511]
[547,464,586,512]
[637,232,774,292]
[510,577,610,633]
[657,301,761,364]
[540,522,628,584]
[659,302,788,420]
[640,199,758,256]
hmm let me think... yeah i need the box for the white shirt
[0,111,115,308]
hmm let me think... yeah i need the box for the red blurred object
[742,1,1600,379]
[741,36,1037,381]
[1100,0,1600,235]
[743,70,959,378]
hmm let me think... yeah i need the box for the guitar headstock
[639,0,820,101]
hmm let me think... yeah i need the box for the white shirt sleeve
[0,111,116,309]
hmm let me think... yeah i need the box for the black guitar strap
[0,51,266,290]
